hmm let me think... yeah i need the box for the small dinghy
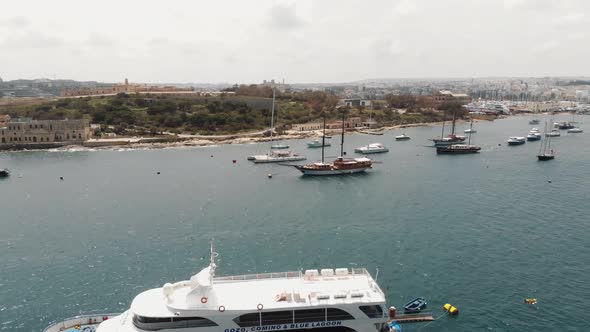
[404,297,427,313]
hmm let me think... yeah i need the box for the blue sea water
[0,114,589,332]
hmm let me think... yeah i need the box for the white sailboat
[249,88,305,163]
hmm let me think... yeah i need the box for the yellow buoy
[524,298,537,305]
[443,303,459,316]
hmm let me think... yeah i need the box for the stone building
[0,118,91,146]
[0,114,10,126]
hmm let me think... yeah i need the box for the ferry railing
[214,268,377,282]
[214,271,303,282]
[42,313,120,332]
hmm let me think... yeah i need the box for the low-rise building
[0,118,91,146]
[0,114,10,126]
[340,99,372,108]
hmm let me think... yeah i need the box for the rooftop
[130,267,385,317]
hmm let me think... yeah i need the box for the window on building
[132,315,218,331]
[33,137,37,142]
[261,311,293,325]
[233,313,260,327]
[294,309,325,323]
[326,308,354,320]
[2,138,5,143]
[359,305,384,318]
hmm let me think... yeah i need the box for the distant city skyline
[1,0,589,83]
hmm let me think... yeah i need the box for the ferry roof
[130,268,385,317]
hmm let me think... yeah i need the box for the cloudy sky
[1,0,588,83]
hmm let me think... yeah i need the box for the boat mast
[539,122,547,155]
[269,87,275,150]
[322,116,326,163]
[440,115,446,139]
[451,109,456,135]
[468,119,473,145]
[340,110,345,157]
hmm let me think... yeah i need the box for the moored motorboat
[545,130,561,137]
[567,127,583,133]
[507,137,526,145]
[271,144,289,149]
[526,132,541,141]
[0,168,10,177]
[44,245,390,332]
[395,134,410,141]
[403,297,427,313]
[355,143,389,154]
[251,150,306,163]
[557,122,575,130]
[307,139,331,148]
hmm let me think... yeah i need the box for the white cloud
[267,2,305,30]
[1,0,590,82]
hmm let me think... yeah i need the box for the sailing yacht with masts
[295,113,372,176]
[249,88,305,163]
[431,110,466,146]
[538,123,555,161]
[436,120,481,154]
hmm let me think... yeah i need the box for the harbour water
[1,114,589,332]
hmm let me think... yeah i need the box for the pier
[391,312,436,323]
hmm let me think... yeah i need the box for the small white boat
[307,139,331,148]
[464,128,477,134]
[507,137,526,145]
[354,143,389,154]
[395,134,411,141]
[530,128,540,133]
[567,127,583,133]
[271,144,289,149]
[546,130,561,137]
[251,150,306,163]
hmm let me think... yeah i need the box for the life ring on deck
[257,303,264,311]
[201,297,208,304]
[218,305,226,312]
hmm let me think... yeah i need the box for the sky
[0,0,589,83]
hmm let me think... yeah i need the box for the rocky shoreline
[1,119,477,152]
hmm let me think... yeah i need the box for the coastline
[0,119,479,153]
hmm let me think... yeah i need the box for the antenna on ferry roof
[209,239,218,277]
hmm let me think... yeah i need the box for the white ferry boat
[44,246,389,332]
